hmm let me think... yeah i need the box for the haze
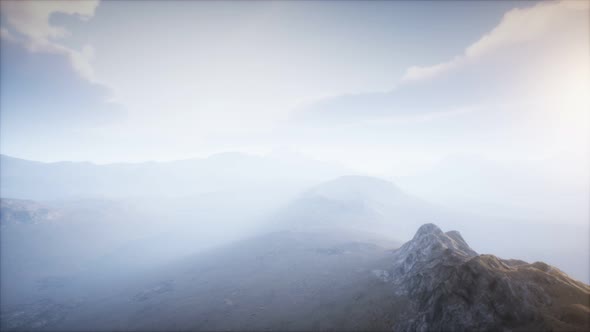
[0,1,589,331]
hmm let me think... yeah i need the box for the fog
[1,0,589,330]
[1,151,589,330]
[2,151,588,284]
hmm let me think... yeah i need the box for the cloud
[0,40,124,163]
[297,0,588,126]
[0,0,99,81]
[403,56,462,81]
[0,40,123,130]
[402,0,589,81]
[0,27,17,41]
[294,60,499,125]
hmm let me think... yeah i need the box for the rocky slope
[0,199,62,227]
[1,221,588,331]
[387,223,590,331]
[0,229,402,331]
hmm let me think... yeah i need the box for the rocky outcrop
[389,223,590,331]
[0,199,62,227]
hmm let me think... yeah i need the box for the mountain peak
[413,223,443,238]
[386,224,590,331]
[391,223,477,277]
[409,223,477,258]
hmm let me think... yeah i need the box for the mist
[1,0,589,331]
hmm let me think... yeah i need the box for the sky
[1,0,588,178]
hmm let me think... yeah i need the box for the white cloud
[403,56,462,81]
[0,27,17,41]
[403,0,590,81]
[0,0,99,81]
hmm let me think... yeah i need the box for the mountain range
[0,153,350,200]
[1,154,588,330]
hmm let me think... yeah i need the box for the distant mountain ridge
[272,175,450,240]
[0,153,351,200]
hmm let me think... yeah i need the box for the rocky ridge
[388,223,590,331]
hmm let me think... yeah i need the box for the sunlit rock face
[388,223,590,332]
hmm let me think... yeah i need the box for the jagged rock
[389,223,590,331]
